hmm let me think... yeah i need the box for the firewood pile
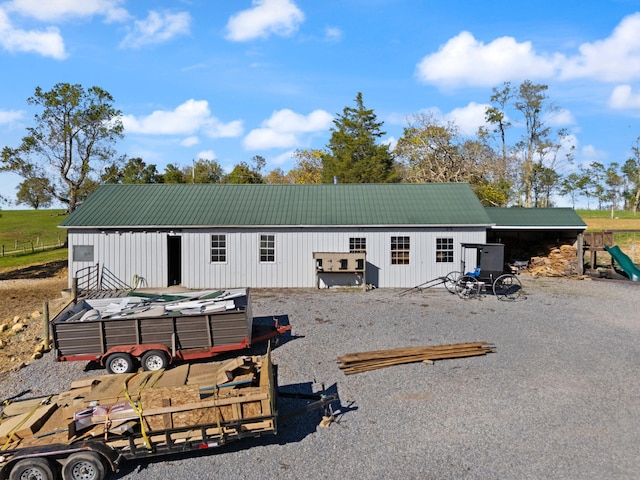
[528,244,579,277]
[337,342,495,375]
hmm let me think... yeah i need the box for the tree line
[2,83,640,213]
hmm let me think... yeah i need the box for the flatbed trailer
[51,288,291,373]
[0,351,336,480]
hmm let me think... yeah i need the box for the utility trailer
[51,288,291,373]
[0,351,337,480]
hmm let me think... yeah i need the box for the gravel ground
[2,274,640,480]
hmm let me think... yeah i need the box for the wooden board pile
[0,354,275,452]
[528,244,578,277]
[337,342,495,375]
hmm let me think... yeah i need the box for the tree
[186,158,223,184]
[1,83,123,212]
[560,172,589,209]
[16,177,53,209]
[531,163,560,207]
[484,82,513,168]
[223,162,263,184]
[396,113,469,183]
[102,157,162,184]
[288,149,323,184]
[264,168,291,184]
[162,164,186,184]
[321,92,398,183]
[621,137,640,212]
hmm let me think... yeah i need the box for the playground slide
[604,245,640,282]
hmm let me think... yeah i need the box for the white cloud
[271,150,296,166]
[0,108,24,124]
[196,150,217,161]
[121,99,244,139]
[244,108,332,149]
[180,136,200,147]
[225,0,304,42]
[324,26,342,42]
[120,10,190,48]
[6,0,129,23]
[609,85,640,110]
[416,31,561,87]
[547,108,576,127]
[0,7,66,58]
[561,13,640,82]
[416,13,640,88]
[445,102,490,135]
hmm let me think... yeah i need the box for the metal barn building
[60,183,493,289]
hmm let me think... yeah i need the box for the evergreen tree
[321,92,398,183]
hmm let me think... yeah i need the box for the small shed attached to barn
[485,207,587,268]
[60,183,493,289]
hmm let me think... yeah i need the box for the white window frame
[210,234,227,263]
[391,236,410,265]
[435,237,454,263]
[260,234,275,263]
[349,237,366,253]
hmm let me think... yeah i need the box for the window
[73,245,94,262]
[260,234,275,262]
[436,237,454,263]
[349,237,366,253]
[211,234,226,263]
[391,236,410,265]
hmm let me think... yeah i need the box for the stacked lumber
[529,244,578,277]
[0,354,274,452]
[337,342,495,375]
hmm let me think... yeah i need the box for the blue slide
[604,245,640,282]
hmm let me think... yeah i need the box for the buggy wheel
[444,271,461,293]
[141,350,169,371]
[62,452,106,480]
[493,274,522,301]
[455,275,480,299]
[9,458,56,480]
[105,353,136,374]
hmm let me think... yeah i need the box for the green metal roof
[60,183,492,228]
[485,207,587,229]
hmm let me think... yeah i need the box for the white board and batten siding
[69,227,486,289]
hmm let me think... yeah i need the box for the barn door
[167,235,182,286]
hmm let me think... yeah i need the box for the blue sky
[1,0,640,208]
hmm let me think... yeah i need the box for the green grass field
[0,209,68,269]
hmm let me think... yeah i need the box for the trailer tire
[62,452,105,480]
[9,458,56,480]
[105,353,136,374]
[141,350,169,371]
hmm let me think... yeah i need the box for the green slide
[604,245,640,282]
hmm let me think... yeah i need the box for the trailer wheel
[62,452,105,480]
[141,350,169,371]
[9,458,56,480]
[105,353,136,374]
[493,274,522,301]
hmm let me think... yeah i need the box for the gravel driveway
[2,275,639,480]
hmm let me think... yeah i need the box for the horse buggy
[400,243,523,301]
[446,243,523,300]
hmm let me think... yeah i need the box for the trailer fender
[99,344,172,365]
[0,442,121,480]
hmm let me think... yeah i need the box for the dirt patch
[0,261,69,374]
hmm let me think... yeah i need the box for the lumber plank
[0,403,58,442]
[90,392,269,423]
[153,364,190,388]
